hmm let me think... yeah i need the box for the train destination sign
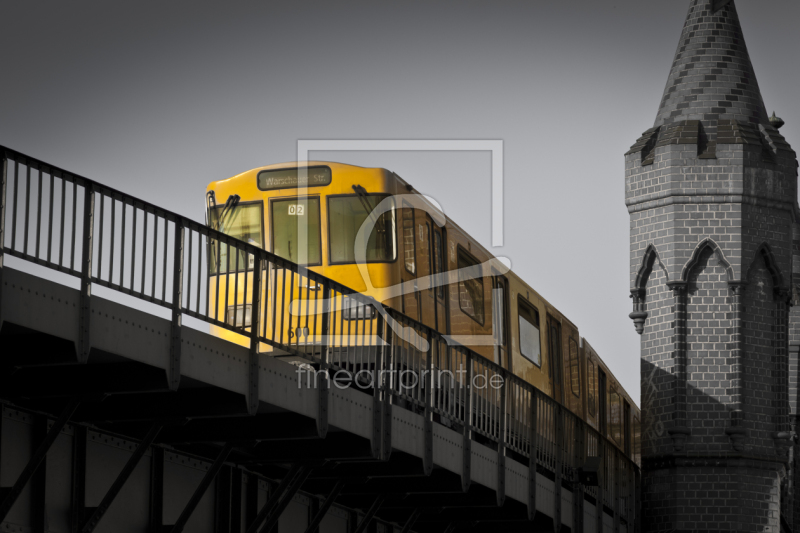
[257,166,332,190]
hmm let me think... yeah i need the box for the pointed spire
[654,0,769,128]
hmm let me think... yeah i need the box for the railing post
[554,403,562,533]
[627,459,635,532]
[461,350,473,492]
[596,438,604,533]
[634,466,641,533]
[496,368,507,506]
[247,256,262,416]
[371,305,384,458]
[78,183,94,364]
[169,222,184,391]
[381,315,393,461]
[423,332,434,475]
[0,154,6,330]
[613,448,620,533]
[527,388,539,521]
[318,284,331,439]
[574,419,584,533]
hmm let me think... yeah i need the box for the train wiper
[205,190,217,227]
[215,194,241,233]
[352,185,377,221]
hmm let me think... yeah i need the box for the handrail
[0,145,639,527]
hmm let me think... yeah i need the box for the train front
[205,162,400,369]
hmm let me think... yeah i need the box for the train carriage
[205,161,640,465]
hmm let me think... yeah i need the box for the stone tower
[625,0,798,530]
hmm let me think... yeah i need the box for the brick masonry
[626,1,799,530]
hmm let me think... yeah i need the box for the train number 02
[288,205,305,216]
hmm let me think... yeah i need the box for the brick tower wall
[626,134,797,531]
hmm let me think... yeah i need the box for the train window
[491,279,506,366]
[209,201,264,273]
[457,247,484,324]
[624,401,631,456]
[328,195,396,264]
[517,297,541,366]
[587,362,596,417]
[433,231,444,299]
[425,223,433,287]
[598,370,607,435]
[610,389,621,445]
[547,318,562,385]
[403,205,416,274]
[271,198,321,265]
[569,338,580,398]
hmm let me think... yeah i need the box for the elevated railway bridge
[0,147,639,532]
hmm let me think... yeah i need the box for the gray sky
[2,1,798,405]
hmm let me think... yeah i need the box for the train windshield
[328,195,396,264]
[208,202,263,273]
[271,197,322,265]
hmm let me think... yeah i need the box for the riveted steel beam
[303,480,345,533]
[80,422,162,532]
[351,495,385,533]
[318,285,331,439]
[149,446,165,532]
[246,465,312,533]
[0,397,79,522]
[399,508,421,533]
[167,443,233,533]
[247,257,262,416]
[78,184,94,364]
[169,223,184,390]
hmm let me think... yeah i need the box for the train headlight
[342,302,375,320]
[226,304,252,328]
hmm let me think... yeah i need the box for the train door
[598,369,607,436]
[490,276,509,369]
[547,315,564,404]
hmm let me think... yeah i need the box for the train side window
[425,223,432,287]
[587,362,596,417]
[517,297,541,366]
[491,278,506,366]
[624,400,631,456]
[433,230,444,299]
[598,370,607,435]
[328,194,396,264]
[209,201,264,273]
[610,389,621,445]
[569,337,580,398]
[547,318,562,388]
[403,204,416,275]
[457,247,484,324]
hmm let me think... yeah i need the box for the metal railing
[0,145,638,527]
[379,307,637,526]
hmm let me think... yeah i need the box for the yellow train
[205,161,640,464]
